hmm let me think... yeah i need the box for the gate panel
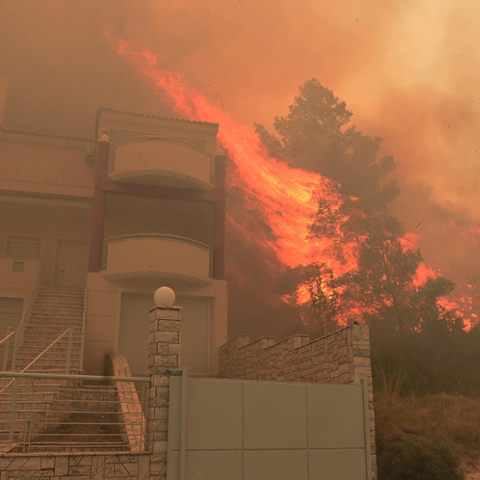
[307,383,365,448]
[244,382,307,449]
[167,376,371,480]
[309,449,367,480]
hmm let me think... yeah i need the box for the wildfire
[114,38,356,275]
[113,37,478,330]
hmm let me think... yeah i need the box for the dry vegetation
[375,391,480,478]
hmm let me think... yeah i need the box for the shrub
[377,436,464,480]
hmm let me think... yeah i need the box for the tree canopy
[256,78,399,212]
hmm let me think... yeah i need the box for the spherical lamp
[154,286,176,308]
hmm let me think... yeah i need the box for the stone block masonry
[146,305,181,480]
[0,452,150,479]
[219,323,377,479]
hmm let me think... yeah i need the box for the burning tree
[256,78,400,213]
[257,79,464,334]
[113,41,474,337]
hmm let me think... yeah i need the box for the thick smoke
[1,0,479,333]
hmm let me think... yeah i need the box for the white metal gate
[167,375,372,480]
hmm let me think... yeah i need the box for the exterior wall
[103,236,211,285]
[0,135,94,197]
[0,202,91,285]
[84,273,227,376]
[111,139,214,190]
[0,453,150,479]
[0,259,41,298]
[97,110,218,156]
[219,324,377,479]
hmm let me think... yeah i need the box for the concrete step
[37,287,85,294]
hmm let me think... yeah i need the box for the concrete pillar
[213,155,226,280]
[87,136,110,273]
[147,303,181,480]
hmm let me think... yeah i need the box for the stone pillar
[351,324,377,480]
[147,304,181,480]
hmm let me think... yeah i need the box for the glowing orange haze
[114,38,476,328]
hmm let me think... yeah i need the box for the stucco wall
[84,273,227,376]
[0,202,91,286]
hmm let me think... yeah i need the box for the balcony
[109,137,215,191]
[101,234,212,285]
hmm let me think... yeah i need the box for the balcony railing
[102,234,212,285]
[109,136,215,191]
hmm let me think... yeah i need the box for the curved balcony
[109,137,215,191]
[101,234,212,286]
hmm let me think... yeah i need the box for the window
[6,235,42,259]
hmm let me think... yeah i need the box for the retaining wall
[0,452,150,479]
[219,323,377,478]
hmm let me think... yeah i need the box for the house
[0,80,377,479]
[0,79,227,377]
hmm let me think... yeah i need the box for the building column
[213,155,226,280]
[88,136,110,273]
[147,300,181,479]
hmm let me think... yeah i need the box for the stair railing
[79,287,88,373]
[11,264,43,371]
[0,329,16,371]
[0,327,73,396]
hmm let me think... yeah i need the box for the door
[54,240,88,287]
[119,293,210,377]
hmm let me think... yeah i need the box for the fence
[0,371,149,454]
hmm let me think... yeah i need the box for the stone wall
[219,324,377,479]
[0,452,150,479]
[105,353,146,453]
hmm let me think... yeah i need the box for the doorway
[54,240,88,287]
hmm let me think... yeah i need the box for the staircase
[0,286,86,448]
[22,382,129,453]
[0,287,144,453]
[14,286,85,372]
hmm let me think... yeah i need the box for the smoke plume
[1,0,479,334]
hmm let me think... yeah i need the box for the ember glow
[113,38,478,329]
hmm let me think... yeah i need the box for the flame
[114,38,357,274]
[113,37,478,330]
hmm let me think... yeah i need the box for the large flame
[113,38,478,330]
[114,38,356,275]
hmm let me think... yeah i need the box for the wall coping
[222,324,359,354]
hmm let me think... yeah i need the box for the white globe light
[154,287,176,308]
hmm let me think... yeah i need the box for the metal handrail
[0,330,15,372]
[0,371,149,382]
[12,264,43,370]
[0,371,149,452]
[0,327,72,396]
[0,330,15,346]
[22,328,71,373]
[79,288,88,372]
